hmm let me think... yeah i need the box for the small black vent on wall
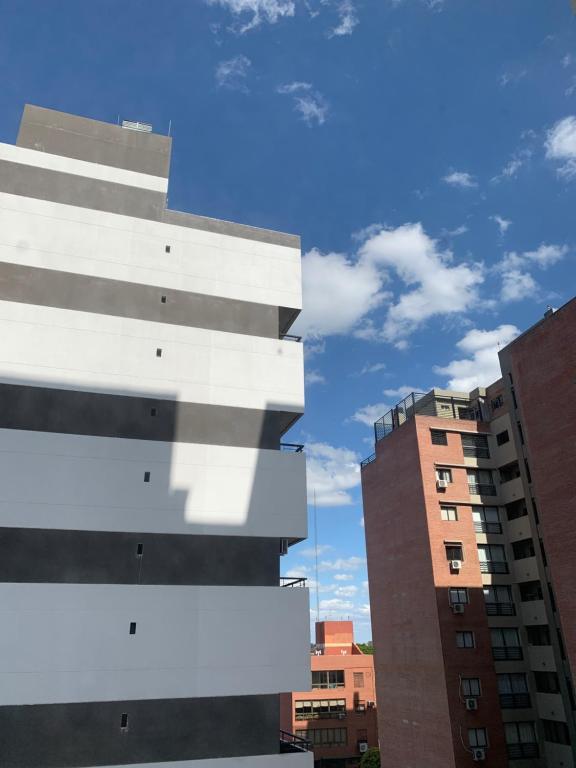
[136,543,144,556]
[150,407,158,417]
[144,471,151,483]
[129,622,137,635]
[156,348,162,357]
[120,713,129,730]
[165,245,171,253]
[161,295,167,304]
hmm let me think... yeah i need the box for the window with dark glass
[526,625,551,646]
[498,673,530,708]
[456,631,475,648]
[483,585,514,615]
[534,672,560,694]
[472,506,501,534]
[467,469,496,495]
[506,500,527,521]
[542,719,570,745]
[461,433,490,458]
[295,699,346,720]
[312,670,345,689]
[431,429,448,445]
[500,462,521,483]
[496,429,509,446]
[505,722,538,759]
[519,581,543,602]
[468,728,487,748]
[445,543,463,561]
[478,544,508,573]
[491,628,522,660]
[449,587,468,605]
[462,678,481,697]
[296,728,347,746]
[512,538,535,561]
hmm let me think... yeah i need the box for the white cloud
[334,573,354,581]
[277,81,329,126]
[442,171,477,188]
[215,54,252,91]
[304,339,326,358]
[352,362,387,377]
[293,249,386,338]
[359,515,365,527]
[358,603,371,616]
[296,223,483,344]
[297,544,333,558]
[359,223,484,342]
[442,225,468,237]
[327,0,358,35]
[351,402,389,427]
[335,584,359,597]
[434,324,521,391]
[206,0,295,32]
[499,69,528,87]
[490,215,512,235]
[306,442,361,507]
[563,54,572,68]
[495,244,569,303]
[545,116,576,178]
[319,598,354,612]
[352,222,384,243]
[566,77,576,97]
[382,385,421,399]
[319,556,366,572]
[305,369,325,385]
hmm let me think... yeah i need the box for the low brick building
[281,621,379,767]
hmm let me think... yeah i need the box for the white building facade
[0,105,312,767]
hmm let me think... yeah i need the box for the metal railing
[360,452,376,468]
[280,443,304,453]
[463,445,491,459]
[492,646,523,661]
[468,483,497,496]
[499,693,531,709]
[280,577,307,588]
[485,602,516,616]
[474,521,503,534]
[279,730,312,753]
[295,711,346,721]
[480,561,509,574]
[507,743,539,759]
[282,334,302,342]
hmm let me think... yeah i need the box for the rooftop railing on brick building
[280,577,307,587]
[373,390,489,444]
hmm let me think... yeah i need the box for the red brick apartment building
[361,297,576,768]
[281,621,379,767]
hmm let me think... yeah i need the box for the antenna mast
[314,489,320,622]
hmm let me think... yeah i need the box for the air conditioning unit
[451,560,462,571]
[358,742,369,753]
[437,479,448,489]
[452,603,465,614]
[472,748,486,761]
[465,697,478,711]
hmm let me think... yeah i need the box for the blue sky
[1,0,575,641]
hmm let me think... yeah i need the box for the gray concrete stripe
[17,104,172,178]
[0,159,167,220]
[0,261,283,339]
[0,528,280,586]
[0,384,299,448]
[0,694,279,767]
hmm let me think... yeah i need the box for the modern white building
[0,105,312,767]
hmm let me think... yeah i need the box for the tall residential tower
[361,299,576,768]
[0,105,312,767]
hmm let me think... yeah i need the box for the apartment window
[431,429,448,445]
[472,506,502,534]
[468,728,488,748]
[436,468,452,483]
[156,348,162,357]
[534,671,560,694]
[478,544,508,574]
[165,245,171,253]
[498,673,530,708]
[506,500,527,521]
[144,471,151,483]
[161,295,167,304]
[467,469,496,496]
[505,722,538,760]
[512,538,535,561]
[491,394,504,411]
[445,542,463,561]
[542,719,571,745]
[295,699,346,720]
[496,430,510,446]
[462,678,481,697]
[483,585,515,615]
[312,670,345,689]
[357,728,368,741]
[526,625,551,646]
[500,462,521,484]
[491,628,522,661]
[449,587,469,605]
[519,581,543,602]
[456,631,475,648]
[353,672,365,688]
[129,622,137,635]
[136,543,144,557]
[441,506,458,521]
[461,433,490,459]
[120,713,129,730]
[296,728,347,746]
